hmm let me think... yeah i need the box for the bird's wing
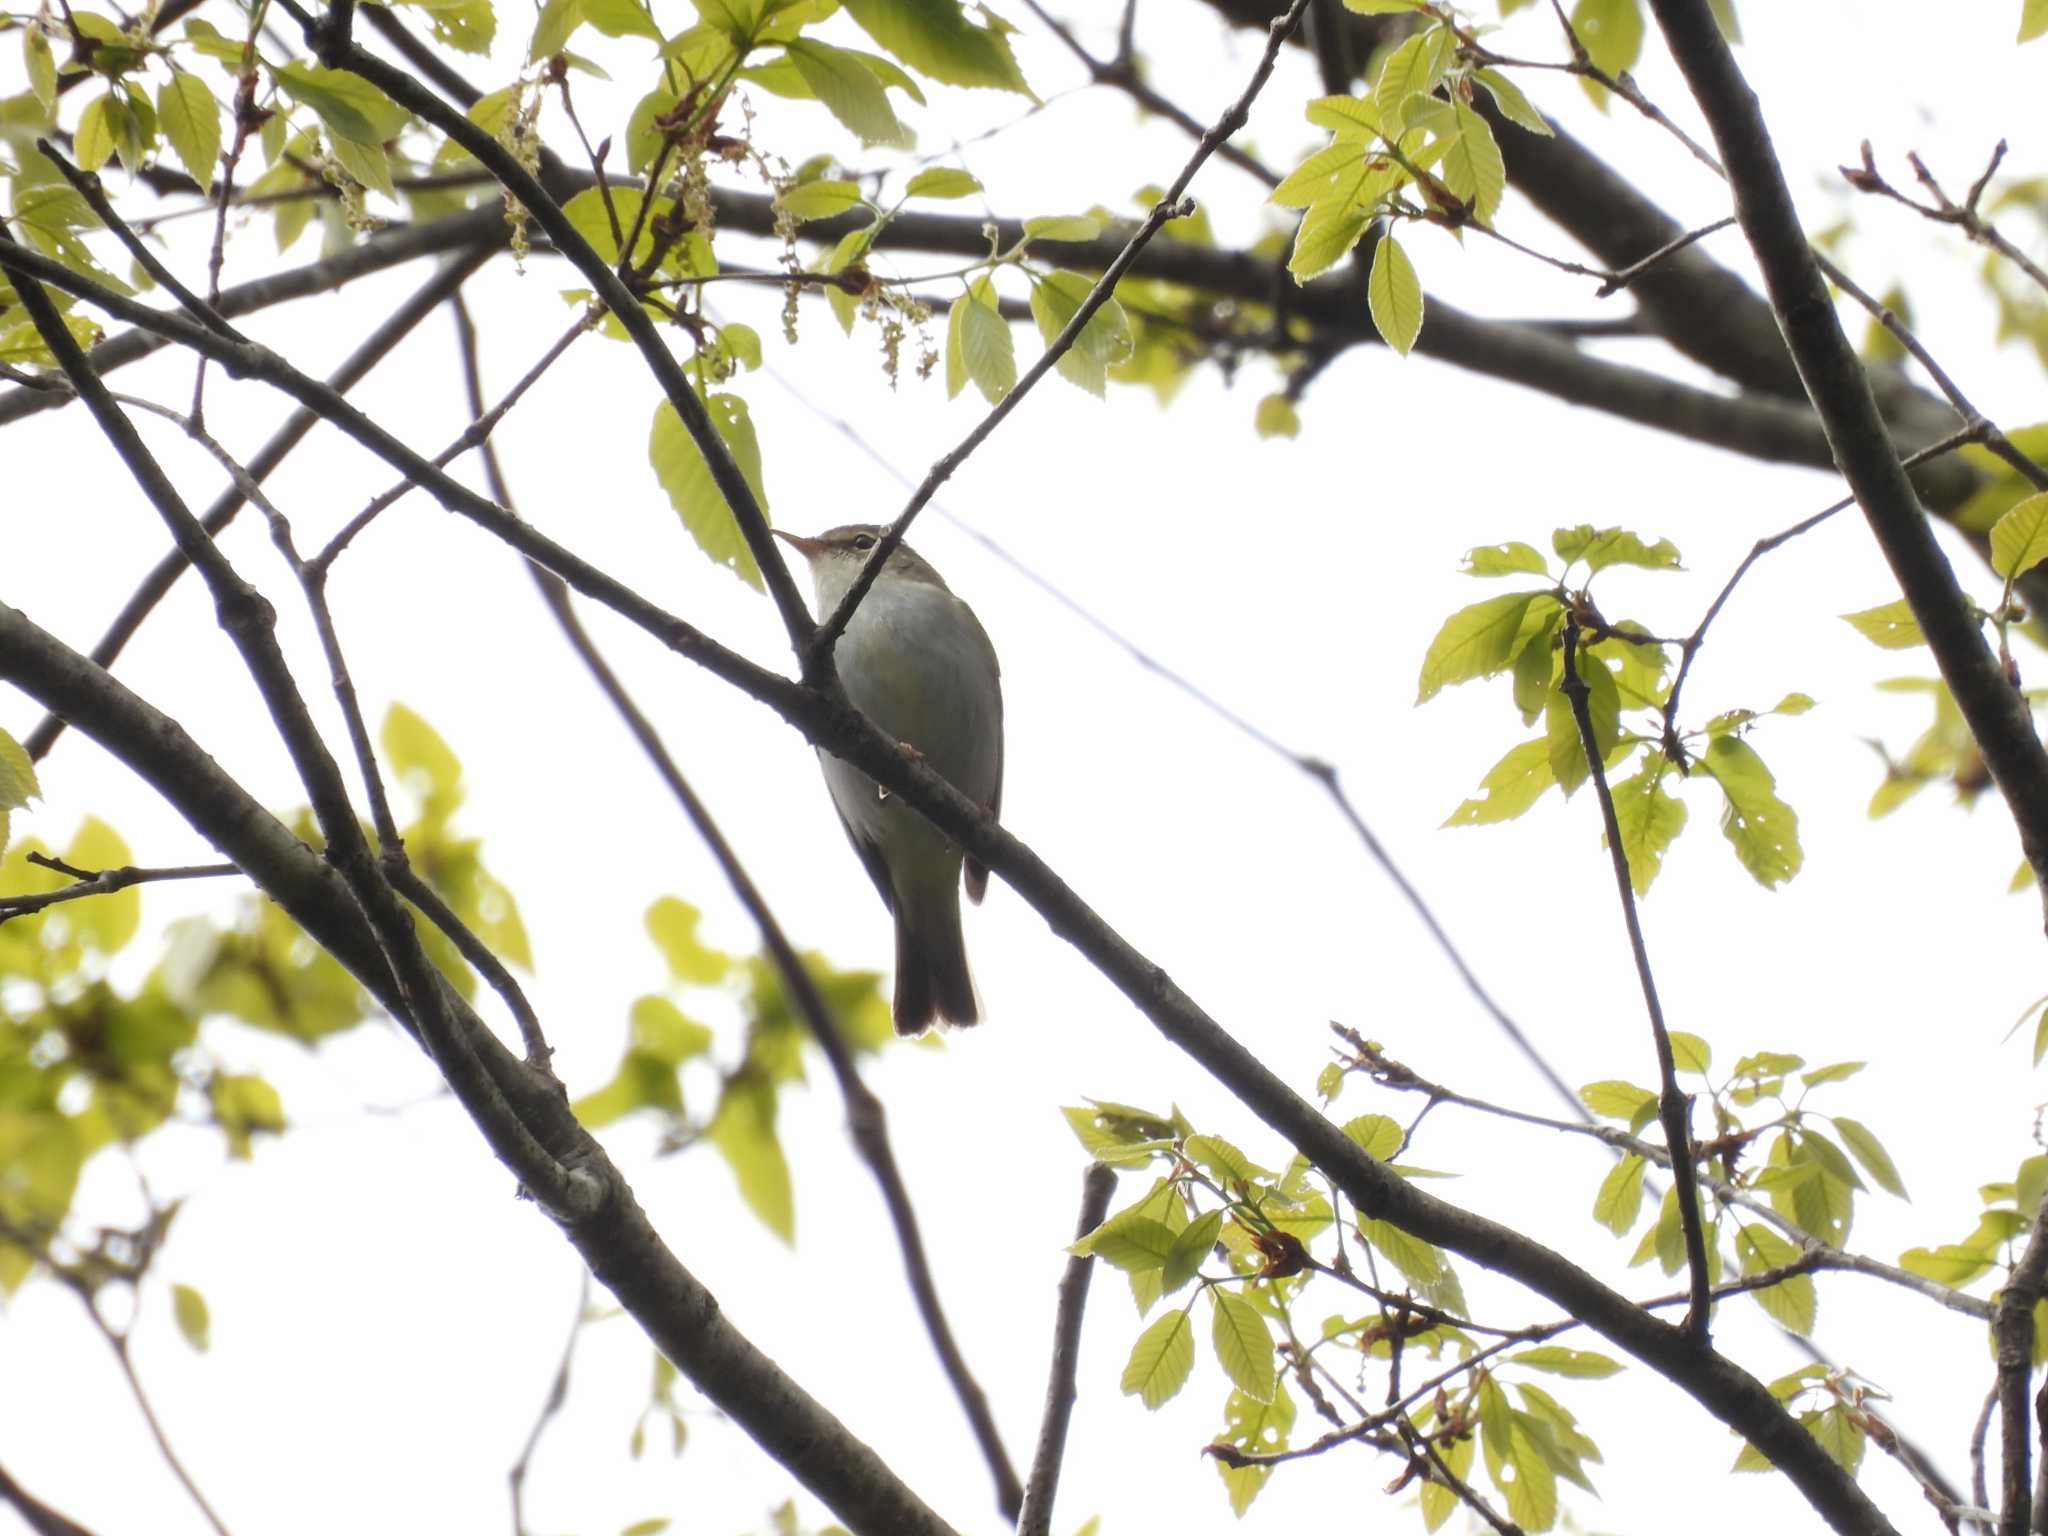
[963,601,1003,906]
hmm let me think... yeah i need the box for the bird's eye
[851,533,878,551]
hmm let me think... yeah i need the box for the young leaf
[1510,1346,1622,1378]
[785,39,909,147]
[1253,393,1300,439]
[1212,1383,1295,1516]
[840,0,1033,95]
[1668,1031,1711,1073]
[708,1076,794,1242]
[649,392,770,589]
[1735,1223,1816,1335]
[1367,232,1424,355]
[1840,599,1925,649]
[1288,203,1370,283]
[1161,1208,1224,1295]
[158,70,222,185]
[957,276,1013,404]
[1121,1307,1196,1409]
[1462,542,1549,578]
[1473,67,1552,136]
[1443,737,1554,826]
[1089,1216,1179,1272]
[1990,491,2048,580]
[1209,1289,1277,1403]
[1832,1116,1908,1198]
[1700,736,1803,887]
[1441,99,1506,224]
[1570,0,1644,108]
[777,178,866,221]
[1593,1153,1644,1235]
[172,1283,211,1352]
[0,730,41,812]
[1027,270,1131,397]
[905,166,980,198]
[1417,591,1543,702]
[1609,759,1687,894]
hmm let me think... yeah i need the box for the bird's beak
[773,528,824,559]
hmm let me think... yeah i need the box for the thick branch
[1644,0,2048,901]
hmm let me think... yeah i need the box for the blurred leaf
[172,1282,211,1351]
[1991,491,2048,580]
[1840,600,1925,649]
[709,1073,794,1242]
[650,392,769,589]
[645,897,732,984]
[840,0,1032,94]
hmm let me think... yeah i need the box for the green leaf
[1609,759,1687,894]
[1700,736,1803,888]
[1840,599,1925,649]
[650,392,769,590]
[709,1075,794,1242]
[1121,1307,1196,1409]
[778,178,867,221]
[1209,1289,1276,1403]
[1027,269,1132,397]
[1269,138,1366,208]
[1570,0,1644,109]
[1367,232,1424,355]
[1253,393,1300,439]
[210,1072,286,1158]
[1161,1208,1224,1295]
[1668,1031,1711,1072]
[391,0,496,53]
[65,817,140,953]
[1543,650,1619,797]
[0,730,40,813]
[382,702,464,818]
[1212,1382,1295,1517]
[1373,25,1453,126]
[1417,591,1544,702]
[25,26,58,115]
[1443,737,1555,826]
[1991,491,2048,580]
[1441,99,1506,224]
[1735,1223,1816,1335]
[172,1283,211,1352]
[2022,0,2048,43]
[953,276,1014,405]
[1023,214,1102,243]
[1473,67,1552,136]
[1288,203,1370,283]
[1358,1216,1466,1314]
[1833,1117,1907,1198]
[840,0,1031,94]
[276,62,410,145]
[629,995,715,1066]
[1076,1213,1176,1272]
[1341,1113,1402,1161]
[1553,524,1682,571]
[1462,542,1549,578]
[1580,1080,1655,1120]
[1899,1243,1993,1286]
[786,39,908,147]
[1593,1153,1645,1235]
[645,896,732,983]
[1510,1346,1622,1378]
[905,166,980,198]
[75,93,118,171]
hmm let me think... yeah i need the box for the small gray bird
[775,524,1004,1033]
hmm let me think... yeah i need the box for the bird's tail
[894,887,979,1034]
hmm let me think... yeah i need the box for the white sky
[4,3,2048,1535]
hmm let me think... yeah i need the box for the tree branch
[1644,0,2048,907]
[1016,1162,1116,1536]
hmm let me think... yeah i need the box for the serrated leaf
[1210,1289,1276,1403]
[1700,736,1802,887]
[1373,25,1453,125]
[1417,591,1543,702]
[1991,492,2048,580]
[276,62,410,145]
[157,70,221,185]
[650,392,768,590]
[905,166,979,198]
[956,276,1013,404]
[1341,1113,1402,1161]
[1840,599,1925,649]
[1358,1217,1466,1314]
[1184,1134,1265,1185]
[1213,1382,1295,1516]
[1441,99,1505,224]
[1473,66,1552,135]
[841,0,1032,95]
[1510,1346,1622,1378]
[1121,1307,1196,1408]
[786,39,908,147]
[1462,542,1549,577]
[1609,759,1687,895]
[1161,1208,1224,1295]
[1288,202,1369,283]
[778,178,866,221]
[1027,269,1131,397]
[172,1282,210,1351]
[0,731,40,812]
[1593,1153,1645,1235]
[1269,138,1365,208]
[1580,1080,1655,1119]
[1833,1117,1907,1198]
[1736,1223,1815,1335]
[1367,232,1424,355]
[1443,737,1555,826]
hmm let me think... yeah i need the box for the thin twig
[1595,215,1737,297]
[510,1270,591,1536]
[0,1463,102,1536]
[0,854,239,922]
[1016,1162,1116,1536]
[1844,140,2048,298]
[808,0,1317,673]
[1561,616,1711,1341]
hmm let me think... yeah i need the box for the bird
[774,524,1004,1033]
